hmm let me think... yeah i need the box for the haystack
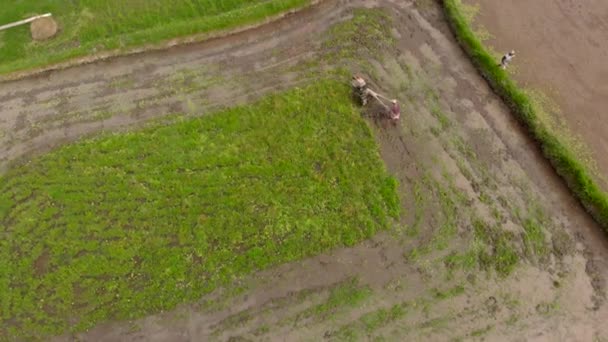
[30,17,58,41]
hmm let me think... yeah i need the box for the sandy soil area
[1,0,607,340]
[467,0,608,188]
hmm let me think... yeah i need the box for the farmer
[389,99,400,121]
[500,50,515,69]
[351,75,369,105]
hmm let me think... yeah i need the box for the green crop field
[0,80,399,339]
[0,0,309,75]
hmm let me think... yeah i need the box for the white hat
[391,99,397,104]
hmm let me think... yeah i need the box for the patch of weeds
[511,205,523,223]
[415,0,436,11]
[535,300,559,317]
[551,230,575,259]
[522,217,548,259]
[419,314,451,331]
[500,293,520,310]
[452,136,476,160]
[407,171,467,256]
[449,135,499,195]
[455,157,474,183]
[330,303,408,341]
[109,77,135,90]
[430,126,441,137]
[515,199,550,261]
[253,324,270,336]
[212,309,253,333]
[491,206,504,224]
[470,324,493,337]
[154,68,225,97]
[293,278,372,326]
[429,176,462,251]
[410,180,428,236]
[90,110,115,121]
[322,9,395,62]
[431,285,465,300]
[406,246,429,262]
[384,278,405,292]
[473,219,519,277]
[497,195,509,209]
[429,100,451,131]
[40,97,62,109]
[444,249,478,273]
[216,286,316,331]
[478,191,492,205]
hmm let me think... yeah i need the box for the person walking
[389,99,400,121]
[500,50,515,69]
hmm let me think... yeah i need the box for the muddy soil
[466,0,608,189]
[1,0,607,341]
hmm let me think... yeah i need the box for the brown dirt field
[466,0,608,189]
[1,0,607,340]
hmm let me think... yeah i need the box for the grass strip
[0,0,310,76]
[442,0,608,230]
[0,79,399,339]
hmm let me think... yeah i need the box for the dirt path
[1,0,607,340]
[466,0,608,189]
[0,1,345,173]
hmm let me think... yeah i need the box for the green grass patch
[0,0,310,76]
[442,0,608,231]
[473,219,519,277]
[522,217,548,258]
[427,172,466,251]
[445,218,519,278]
[0,79,398,339]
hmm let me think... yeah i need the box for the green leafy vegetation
[443,0,608,231]
[444,217,519,278]
[0,80,399,339]
[0,0,310,75]
[473,219,519,276]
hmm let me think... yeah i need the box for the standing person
[500,50,515,69]
[389,99,400,121]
